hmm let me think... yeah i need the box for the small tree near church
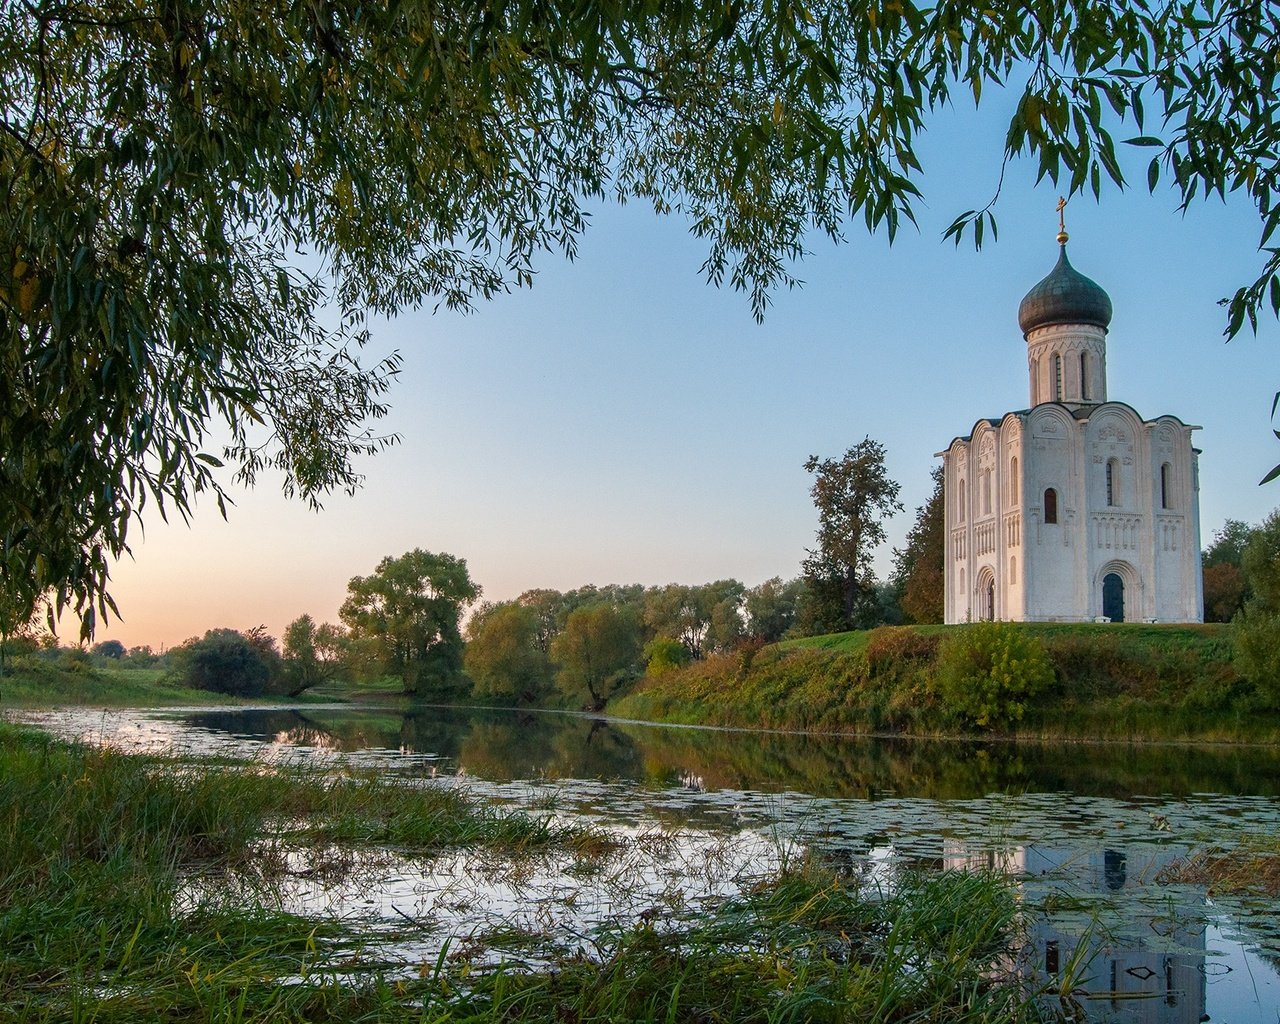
[802,439,903,633]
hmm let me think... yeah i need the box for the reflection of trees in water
[603,726,1034,800]
[183,710,310,740]
[458,715,645,781]
[180,707,1280,800]
[606,725,1280,800]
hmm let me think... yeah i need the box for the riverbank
[611,622,1280,744]
[0,665,240,706]
[0,721,1045,1022]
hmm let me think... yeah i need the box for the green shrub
[170,628,272,697]
[934,622,1054,729]
[57,647,93,674]
[643,636,690,677]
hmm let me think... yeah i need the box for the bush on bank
[611,622,1276,741]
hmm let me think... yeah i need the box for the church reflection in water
[944,843,1209,1024]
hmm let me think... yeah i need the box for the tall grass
[454,866,1031,1023]
[0,663,234,707]
[0,723,593,1022]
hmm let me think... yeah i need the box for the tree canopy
[170,627,276,696]
[464,601,554,705]
[339,549,479,695]
[550,603,642,710]
[893,465,945,624]
[803,438,903,631]
[8,0,1280,629]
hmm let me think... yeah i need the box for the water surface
[14,703,1280,1023]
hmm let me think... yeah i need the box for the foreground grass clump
[1161,835,1280,898]
[612,622,1280,741]
[446,867,1028,1023]
[0,723,593,1021]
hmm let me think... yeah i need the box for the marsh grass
[0,721,1062,1022]
[0,723,598,1021]
[444,865,1032,1023]
[1160,835,1280,897]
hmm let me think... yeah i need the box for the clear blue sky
[89,100,1279,649]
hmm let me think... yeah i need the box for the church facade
[939,234,1204,624]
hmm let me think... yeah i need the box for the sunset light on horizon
[82,106,1280,651]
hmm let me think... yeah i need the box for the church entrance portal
[1102,572,1125,622]
[976,572,995,621]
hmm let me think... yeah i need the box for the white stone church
[939,228,1204,624]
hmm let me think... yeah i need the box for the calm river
[15,703,1280,1023]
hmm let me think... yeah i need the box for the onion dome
[1018,244,1113,335]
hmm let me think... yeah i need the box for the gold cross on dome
[1056,196,1069,243]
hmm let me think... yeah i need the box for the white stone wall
[943,402,1203,624]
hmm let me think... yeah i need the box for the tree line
[0,438,948,697]
[159,440,947,707]
[13,436,1276,701]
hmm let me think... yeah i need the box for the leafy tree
[706,581,748,653]
[893,466,946,624]
[1204,520,1254,569]
[1201,518,1264,622]
[339,549,479,696]
[550,604,641,710]
[802,439,904,633]
[14,1,1280,635]
[1203,562,1248,624]
[0,590,42,675]
[1227,510,1280,703]
[743,577,805,643]
[643,580,745,660]
[514,589,573,653]
[124,645,158,668]
[281,614,347,697]
[1241,510,1280,614]
[90,639,126,660]
[170,628,272,697]
[464,602,554,705]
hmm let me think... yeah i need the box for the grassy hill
[610,622,1278,743]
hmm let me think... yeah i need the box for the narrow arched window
[958,477,966,522]
[1160,462,1171,509]
[1054,354,1063,401]
[1010,555,1017,585]
[1106,458,1119,507]
[1044,487,1058,524]
[982,469,991,515]
[1080,352,1089,401]
[1009,456,1019,504]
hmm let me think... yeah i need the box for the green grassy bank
[0,664,392,708]
[611,623,1280,743]
[0,664,243,707]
